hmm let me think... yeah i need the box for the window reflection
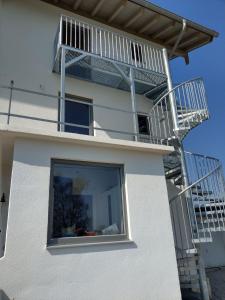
[52,162,124,239]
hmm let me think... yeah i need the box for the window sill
[46,238,134,250]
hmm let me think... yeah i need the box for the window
[48,160,127,245]
[63,95,93,135]
[138,114,150,136]
[62,21,90,52]
[131,43,143,64]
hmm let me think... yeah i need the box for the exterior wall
[200,232,225,268]
[0,0,157,141]
[0,138,181,300]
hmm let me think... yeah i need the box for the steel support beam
[65,53,87,68]
[111,62,130,86]
[162,48,179,133]
[129,68,138,141]
[60,47,66,132]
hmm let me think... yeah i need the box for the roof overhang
[41,0,219,63]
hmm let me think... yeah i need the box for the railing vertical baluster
[103,30,106,57]
[95,27,98,54]
[78,21,81,49]
[100,29,102,57]
[126,38,129,64]
[59,16,63,46]
[143,44,147,68]
[87,24,90,52]
[119,36,122,62]
[65,17,68,45]
[112,33,115,60]
[83,23,86,51]
[74,20,77,48]
[70,18,72,47]
[115,35,118,61]
[122,37,125,62]
[107,31,110,59]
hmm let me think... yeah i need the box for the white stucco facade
[0,135,181,300]
[0,0,183,299]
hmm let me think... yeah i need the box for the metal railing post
[7,80,14,125]
[162,48,179,133]
[129,68,138,141]
[59,16,63,46]
[60,47,66,132]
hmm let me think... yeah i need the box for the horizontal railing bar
[170,165,222,203]
[150,77,203,111]
[0,112,138,136]
[0,85,138,115]
[0,112,169,142]
[184,151,220,162]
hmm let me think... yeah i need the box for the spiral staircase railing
[148,78,209,144]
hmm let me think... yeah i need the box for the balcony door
[61,94,93,135]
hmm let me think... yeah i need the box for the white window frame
[47,159,129,247]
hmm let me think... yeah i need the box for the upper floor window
[48,160,127,246]
[131,43,143,64]
[138,114,150,136]
[62,95,93,136]
[62,20,91,52]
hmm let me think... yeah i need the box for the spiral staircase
[148,78,225,298]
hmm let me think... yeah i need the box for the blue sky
[148,0,225,170]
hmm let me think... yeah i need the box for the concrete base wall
[201,232,225,268]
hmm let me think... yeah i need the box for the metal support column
[197,247,210,300]
[162,48,179,133]
[129,68,138,141]
[60,47,66,132]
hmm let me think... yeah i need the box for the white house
[0,1,224,299]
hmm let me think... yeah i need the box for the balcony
[53,15,167,95]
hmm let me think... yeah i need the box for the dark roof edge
[130,0,219,38]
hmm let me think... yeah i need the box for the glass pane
[65,100,91,135]
[52,162,124,239]
[138,115,150,135]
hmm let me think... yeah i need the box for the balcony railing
[0,84,166,144]
[54,15,166,75]
[0,78,209,146]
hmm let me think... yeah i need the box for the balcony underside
[53,48,167,98]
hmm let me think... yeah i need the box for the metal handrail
[148,77,209,141]
[150,77,203,111]
[0,84,170,144]
[169,151,225,248]
[170,164,221,203]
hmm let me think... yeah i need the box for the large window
[63,95,93,135]
[48,160,127,245]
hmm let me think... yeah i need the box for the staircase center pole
[162,48,179,133]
